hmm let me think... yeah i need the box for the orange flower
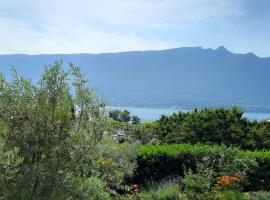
[213,173,244,191]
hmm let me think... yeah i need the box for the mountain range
[0,46,270,112]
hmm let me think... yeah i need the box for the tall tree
[0,62,111,199]
[120,110,131,123]
[109,109,121,121]
[131,115,141,125]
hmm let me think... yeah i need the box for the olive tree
[0,62,138,199]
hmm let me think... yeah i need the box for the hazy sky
[0,0,269,56]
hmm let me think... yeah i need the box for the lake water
[111,106,270,122]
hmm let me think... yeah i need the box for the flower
[213,173,244,191]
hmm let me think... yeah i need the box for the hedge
[130,144,270,191]
[139,144,270,159]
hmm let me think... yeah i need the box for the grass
[140,181,182,200]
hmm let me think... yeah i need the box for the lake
[111,106,270,122]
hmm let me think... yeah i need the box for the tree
[109,109,121,121]
[120,110,131,123]
[131,115,141,125]
[123,121,160,144]
[0,62,139,199]
[154,107,270,150]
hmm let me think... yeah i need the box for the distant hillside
[1,46,270,111]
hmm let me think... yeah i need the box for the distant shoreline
[109,106,270,122]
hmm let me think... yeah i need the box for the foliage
[182,170,212,200]
[133,144,264,190]
[213,148,258,180]
[61,175,111,200]
[121,110,131,123]
[124,122,159,144]
[109,109,122,121]
[215,190,249,200]
[180,148,257,200]
[248,191,270,200]
[110,119,124,129]
[214,173,244,192]
[1,61,270,199]
[0,62,139,199]
[109,109,135,123]
[131,115,141,125]
[141,181,182,200]
[139,144,270,159]
[93,135,140,184]
[246,157,270,191]
[153,107,270,150]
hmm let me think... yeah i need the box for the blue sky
[0,0,269,57]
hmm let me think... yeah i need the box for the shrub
[0,62,138,199]
[154,107,270,150]
[248,191,270,200]
[124,121,159,145]
[141,182,182,200]
[133,144,265,190]
[215,190,248,200]
[246,158,270,191]
[139,144,270,159]
[214,173,244,192]
[93,135,140,184]
[182,170,212,200]
[61,175,111,200]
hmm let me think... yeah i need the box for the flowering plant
[214,173,244,191]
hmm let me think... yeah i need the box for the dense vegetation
[139,144,270,158]
[110,107,270,199]
[156,107,270,150]
[109,109,140,124]
[134,144,270,191]
[121,107,270,150]
[0,63,139,199]
[1,62,270,199]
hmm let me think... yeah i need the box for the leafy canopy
[0,62,112,199]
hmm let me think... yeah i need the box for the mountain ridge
[1,46,268,58]
[0,46,270,112]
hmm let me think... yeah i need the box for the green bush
[215,190,249,200]
[141,182,182,200]
[248,191,270,200]
[153,107,270,150]
[132,144,269,190]
[94,135,140,184]
[0,63,138,199]
[61,176,111,200]
[182,170,212,200]
[139,144,270,159]
[124,121,160,145]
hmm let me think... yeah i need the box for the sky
[0,0,269,57]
